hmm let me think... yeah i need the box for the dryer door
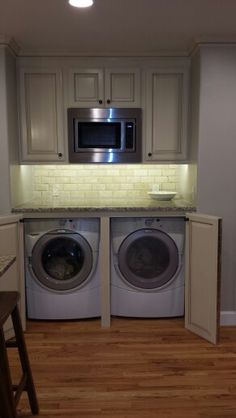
[31,230,93,291]
[118,228,179,289]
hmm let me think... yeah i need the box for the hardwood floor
[7,318,236,418]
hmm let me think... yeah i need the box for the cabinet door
[185,213,221,344]
[105,68,140,107]
[145,68,189,161]
[19,68,65,162]
[69,67,140,108]
[68,68,104,107]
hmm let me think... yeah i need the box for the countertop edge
[11,205,196,218]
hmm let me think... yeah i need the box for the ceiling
[1,0,236,56]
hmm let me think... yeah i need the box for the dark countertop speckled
[12,200,195,215]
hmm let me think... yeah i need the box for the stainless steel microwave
[68,108,142,163]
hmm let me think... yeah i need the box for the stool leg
[0,327,17,418]
[11,305,39,415]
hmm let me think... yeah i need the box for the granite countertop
[12,200,196,214]
[0,255,16,277]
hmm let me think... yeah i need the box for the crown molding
[0,35,20,55]
[3,34,236,59]
[188,35,236,56]
[16,48,189,58]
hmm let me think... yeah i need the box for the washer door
[31,230,93,291]
[118,228,179,289]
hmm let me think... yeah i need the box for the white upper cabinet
[68,67,140,108]
[19,68,65,162]
[144,66,189,162]
[17,58,190,163]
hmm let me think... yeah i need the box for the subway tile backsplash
[24,164,191,207]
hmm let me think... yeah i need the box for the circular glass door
[31,230,93,291]
[118,228,179,289]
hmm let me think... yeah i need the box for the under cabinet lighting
[68,0,94,7]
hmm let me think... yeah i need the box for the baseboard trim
[220,311,236,326]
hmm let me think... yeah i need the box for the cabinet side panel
[0,222,22,336]
[0,223,17,254]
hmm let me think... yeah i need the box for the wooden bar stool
[0,291,39,418]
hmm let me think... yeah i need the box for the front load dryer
[25,218,100,319]
[111,217,185,318]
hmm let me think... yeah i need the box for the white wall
[0,45,19,214]
[178,51,200,209]
[179,164,197,205]
[196,45,236,311]
[0,47,11,214]
[11,165,33,207]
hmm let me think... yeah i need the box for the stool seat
[0,291,39,418]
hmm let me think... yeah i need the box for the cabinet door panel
[19,68,64,162]
[69,68,104,106]
[0,263,17,337]
[25,73,57,153]
[0,221,25,337]
[185,213,221,344]
[145,68,188,161]
[105,68,140,107]
[153,74,182,152]
[0,223,17,254]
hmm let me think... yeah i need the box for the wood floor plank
[7,318,236,417]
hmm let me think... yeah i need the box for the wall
[11,165,33,208]
[0,46,11,214]
[196,45,236,314]
[15,164,194,207]
[0,45,19,214]
[179,164,197,206]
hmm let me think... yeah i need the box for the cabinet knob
[58,152,63,158]
[98,100,103,104]
[107,99,111,104]
[148,152,152,157]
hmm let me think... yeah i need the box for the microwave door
[68,107,142,163]
[75,121,122,152]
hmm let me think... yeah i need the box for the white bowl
[148,191,176,201]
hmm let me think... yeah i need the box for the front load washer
[111,217,185,318]
[25,218,100,319]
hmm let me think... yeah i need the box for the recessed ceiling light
[68,0,94,7]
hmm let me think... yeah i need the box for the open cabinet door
[185,213,221,344]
